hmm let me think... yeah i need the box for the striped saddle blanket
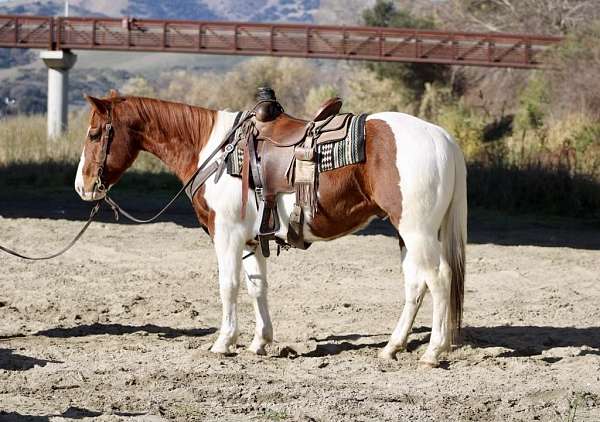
[226,112,368,177]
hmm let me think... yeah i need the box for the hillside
[0,0,319,22]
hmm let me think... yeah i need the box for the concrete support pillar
[40,50,77,139]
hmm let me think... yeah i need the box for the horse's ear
[108,89,126,104]
[85,95,108,114]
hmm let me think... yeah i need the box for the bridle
[90,107,115,196]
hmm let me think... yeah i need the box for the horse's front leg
[242,247,272,355]
[210,223,245,354]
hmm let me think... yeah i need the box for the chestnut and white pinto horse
[75,95,467,367]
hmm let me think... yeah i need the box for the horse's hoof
[248,344,267,356]
[210,342,234,354]
[378,349,398,361]
[418,358,439,368]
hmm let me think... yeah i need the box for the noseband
[90,108,114,195]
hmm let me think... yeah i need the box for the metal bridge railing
[0,15,563,68]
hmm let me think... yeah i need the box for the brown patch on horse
[122,97,218,231]
[308,119,402,239]
[120,97,217,182]
[191,185,217,236]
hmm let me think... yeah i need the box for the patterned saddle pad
[227,113,368,177]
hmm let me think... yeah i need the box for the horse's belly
[275,165,381,242]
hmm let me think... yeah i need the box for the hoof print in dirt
[418,359,450,370]
[211,350,238,358]
[274,342,316,358]
[276,345,299,359]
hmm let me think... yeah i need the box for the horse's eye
[88,127,102,141]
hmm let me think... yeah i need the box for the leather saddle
[241,92,353,257]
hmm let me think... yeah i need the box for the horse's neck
[135,102,219,182]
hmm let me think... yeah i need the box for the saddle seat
[254,114,308,147]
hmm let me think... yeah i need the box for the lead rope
[0,202,101,260]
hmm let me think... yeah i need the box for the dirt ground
[0,197,599,421]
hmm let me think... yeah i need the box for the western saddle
[231,87,356,257]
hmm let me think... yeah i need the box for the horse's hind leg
[379,239,427,360]
[380,232,451,367]
[242,248,273,355]
[420,250,452,367]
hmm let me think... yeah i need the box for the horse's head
[75,93,140,201]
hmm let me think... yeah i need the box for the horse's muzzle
[75,184,107,201]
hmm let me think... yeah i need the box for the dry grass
[0,114,84,166]
[0,112,166,173]
[0,112,174,195]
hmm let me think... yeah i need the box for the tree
[436,0,600,35]
[546,21,600,120]
[362,0,452,102]
[121,76,157,98]
[315,0,375,25]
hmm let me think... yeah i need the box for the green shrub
[418,82,453,122]
[121,76,157,98]
[548,116,600,178]
[514,73,550,132]
[344,68,410,114]
[159,57,319,117]
[436,101,487,162]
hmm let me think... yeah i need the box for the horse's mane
[117,96,217,152]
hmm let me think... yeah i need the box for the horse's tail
[441,141,468,341]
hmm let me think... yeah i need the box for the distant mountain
[0,0,319,22]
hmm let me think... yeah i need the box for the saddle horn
[254,87,283,122]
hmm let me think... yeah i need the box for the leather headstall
[91,107,114,195]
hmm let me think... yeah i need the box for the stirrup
[259,235,270,258]
[258,201,280,236]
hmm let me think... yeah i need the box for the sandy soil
[0,202,599,421]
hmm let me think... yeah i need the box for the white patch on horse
[75,149,86,198]
[200,111,257,234]
[373,111,455,232]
